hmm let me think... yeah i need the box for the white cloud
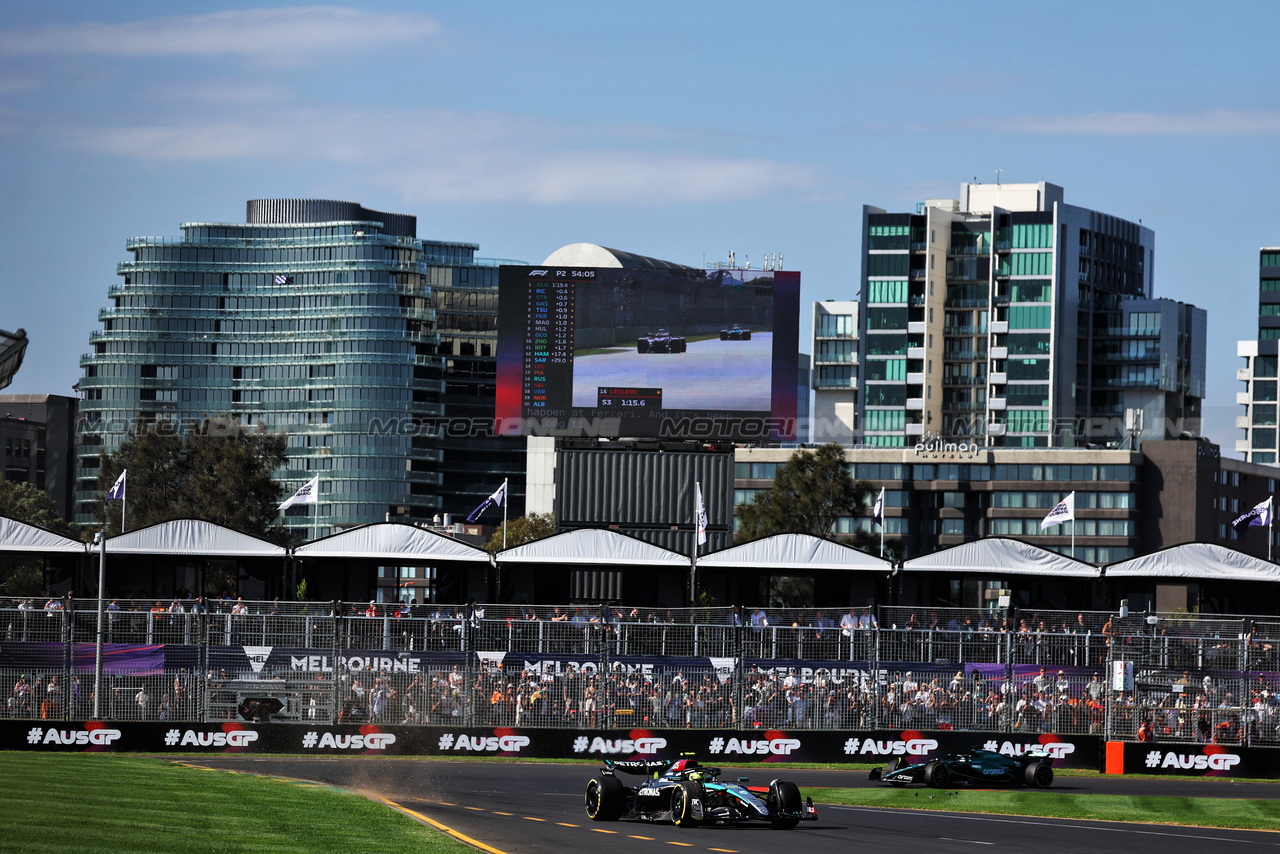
[0,7,440,58]
[994,109,1280,135]
[880,109,1280,136]
[53,105,819,205]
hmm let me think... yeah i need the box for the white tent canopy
[697,533,891,571]
[0,516,85,554]
[497,528,688,566]
[902,537,1098,578]
[1105,543,1280,582]
[294,522,491,562]
[105,519,286,558]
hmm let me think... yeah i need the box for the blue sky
[3,2,1279,452]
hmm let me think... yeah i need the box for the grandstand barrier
[0,719,1102,770]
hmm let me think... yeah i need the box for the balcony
[989,372,1007,385]
[1238,392,1253,405]
[907,347,926,360]
[1239,368,1253,381]
[906,422,925,436]
[1237,439,1251,454]
[990,320,1009,334]
[1237,416,1251,429]
[987,422,1006,437]
[991,346,1008,359]
[988,397,1007,410]
[907,321,926,335]
[906,398,925,410]
[907,372,925,385]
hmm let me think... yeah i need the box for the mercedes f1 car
[585,757,817,829]
[637,329,686,353]
[868,748,1054,789]
[719,324,752,341]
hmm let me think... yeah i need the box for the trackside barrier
[0,719,1100,770]
[1102,740,1280,778]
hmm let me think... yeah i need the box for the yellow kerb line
[377,798,510,854]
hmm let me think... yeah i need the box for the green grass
[812,786,1280,831]
[0,754,476,854]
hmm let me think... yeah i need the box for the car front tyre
[768,780,801,829]
[671,781,703,828]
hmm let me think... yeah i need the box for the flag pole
[1270,498,1273,563]
[502,478,508,550]
[121,472,127,534]
[690,478,699,605]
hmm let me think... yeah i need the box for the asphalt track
[571,333,773,410]
[183,757,1280,854]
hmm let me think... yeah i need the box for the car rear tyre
[1026,761,1054,789]
[923,760,951,789]
[671,781,703,828]
[638,340,649,353]
[768,780,801,829]
[743,331,751,340]
[585,775,626,821]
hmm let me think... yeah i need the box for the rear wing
[604,759,669,776]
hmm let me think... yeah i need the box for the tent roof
[293,522,490,562]
[1105,543,1280,582]
[497,528,688,566]
[697,533,891,571]
[902,537,1098,577]
[0,516,85,554]
[106,519,286,558]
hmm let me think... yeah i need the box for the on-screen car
[637,329,687,353]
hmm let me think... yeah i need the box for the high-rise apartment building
[855,181,1204,448]
[77,199,521,534]
[1235,247,1280,464]
[812,300,858,444]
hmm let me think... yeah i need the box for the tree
[0,480,77,595]
[96,419,289,541]
[735,443,876,546]
[484,512,555,554]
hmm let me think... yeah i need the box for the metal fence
[2,597,1277,746]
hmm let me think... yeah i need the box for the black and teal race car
[868,748,1054,789]
[585,756,817,829]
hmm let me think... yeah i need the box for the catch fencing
[1,597,1276,747]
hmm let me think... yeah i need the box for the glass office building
[76,199,509,535]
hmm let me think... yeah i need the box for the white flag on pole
[872,487,885,527]
[1040,491,1076,530]
[466,480,508,523]
[695,482,708,546]
[105,470,127,501]
[279,475,320,510]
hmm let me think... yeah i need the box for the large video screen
[496,265,799,441]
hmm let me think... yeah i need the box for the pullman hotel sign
[913,439,984,459]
